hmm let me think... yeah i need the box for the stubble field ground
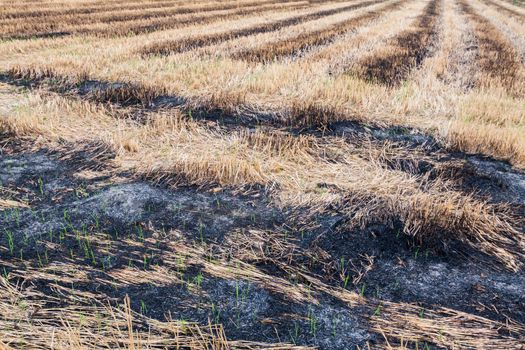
[0,0,525,348]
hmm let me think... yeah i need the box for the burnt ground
[1,70,525,349]
[1,127,525,349]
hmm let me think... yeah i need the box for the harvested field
[0,1,311,39]
[1,0,525,349]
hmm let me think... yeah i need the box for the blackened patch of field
[0,133,524,349]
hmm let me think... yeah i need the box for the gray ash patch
[0,152,56,185]
[1,144,525,349]
[204,280,272,335]
[0,150,279,244]
[311,221,525,324]
[364,258,525,322]
[467,156,525,205]
[288,303,371,349]
[79,183,170,225]
[327,121,439,151]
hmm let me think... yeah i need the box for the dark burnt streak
[0,0,294,21]
[232,0,407,62]
[141,0,386,57]
[482,0,525,20]
[459,0,525,95]
[353,0,442,85]
[0,0,306,40]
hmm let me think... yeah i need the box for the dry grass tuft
[0,198,29,209]
[0,277,231,349]
[373,301,525,349]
